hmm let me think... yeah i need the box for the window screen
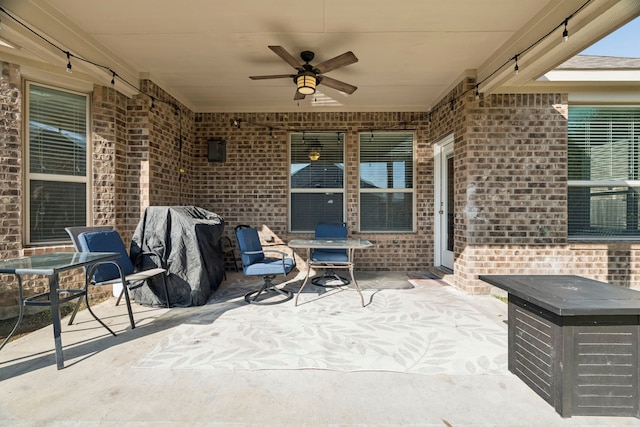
[359,132,414,232]
[290,132,345,232]
[27,83,89,244]
[568,106,640,239]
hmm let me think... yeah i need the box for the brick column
[0,62,22,258]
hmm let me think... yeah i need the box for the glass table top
[0,252,120,275]
[287,238,373,249]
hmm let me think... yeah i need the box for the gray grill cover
[130,206,225,307]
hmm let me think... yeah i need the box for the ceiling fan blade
[294,90,306,100]
[319,76,357,94]
[314,51,358,74]
[269,45,302,69]
[249,74,295,80]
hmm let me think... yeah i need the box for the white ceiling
[0,0,638,112]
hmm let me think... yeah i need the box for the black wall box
[208,139,226,163]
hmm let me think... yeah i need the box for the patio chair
[235,226,296,305]
[65,226,170,334]
[311,222,351,287]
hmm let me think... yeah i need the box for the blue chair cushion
[78,230,135,282]
[235,228,265,266]
[315,223,347,239]
[313,223,348,259]
[311,249,348,263]
[244,257,295,276]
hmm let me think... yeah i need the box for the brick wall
[459,243,640,292]
[0,65,76,319]
[0,62,24,318]
[455,90,570,292]
[125,92,151,239]
[138,80,194,209]
[192,112,434,271]
[0,67,192,319]
[465,93,568,246]
[438,82,640,292]
[92,85,124,228]
[0,62,22,258]
[428,78,473,280]
[2,56,639,320]
[122,81,192,241]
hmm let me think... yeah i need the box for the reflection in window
[289,132,345,232]
[568,106,640,239]
[359,132,414,232]
[26,83,89,244]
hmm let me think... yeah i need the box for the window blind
[290,132,345,231]
[568,106,640,238]
[359,132,414,232]
[29,84,87,176]
[27,83,88,244]
[360,132,413,189]
[29,180,87,243]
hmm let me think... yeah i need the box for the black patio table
[480,274,640,418]
[0,251,120,369]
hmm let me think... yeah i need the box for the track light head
[66,52,72,73]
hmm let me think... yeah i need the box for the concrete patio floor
[1,271,640,427]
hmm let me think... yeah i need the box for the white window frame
[358,131,416,233]
[24,81,91,245]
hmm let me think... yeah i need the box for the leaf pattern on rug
[135,277,508,375]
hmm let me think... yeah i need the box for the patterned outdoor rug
[135,273,508,375]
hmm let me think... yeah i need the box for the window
[359,132,414,232]
[568,106,640,239]
[289,132,345,232]
[26,82,89,244]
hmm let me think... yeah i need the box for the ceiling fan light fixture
[296,73,316,95]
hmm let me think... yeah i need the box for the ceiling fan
[250,46,358,100]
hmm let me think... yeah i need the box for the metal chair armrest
[263,249,296,268]
[263,249,287,258]
[87,260,127,286]
[242,250,264,256]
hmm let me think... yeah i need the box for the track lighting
[562,19,569,42]
[111,71,116,86]
[514,55,519,75]
[66,52,72,73]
